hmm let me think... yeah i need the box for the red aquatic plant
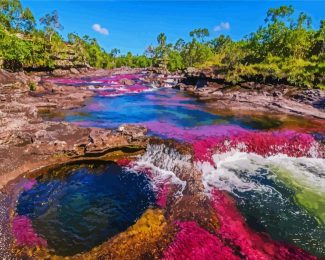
[116,158,133,167]
[144,122,245,142]
[162,221,239,260]
[193,131,322,163]
[211,189,316,259]
[12,215,47,248]
[156,182,170,208]
[22,179,37,191]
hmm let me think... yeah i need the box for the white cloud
[92,24,109,35]
[213,22,230,32]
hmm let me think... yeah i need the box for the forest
[0,0,324,88]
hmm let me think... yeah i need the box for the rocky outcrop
[118,124,148,140]
[145,68,183,88]
[0,70,149,188]
[173,69,325,119]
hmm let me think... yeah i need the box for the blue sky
[21,1,325,54]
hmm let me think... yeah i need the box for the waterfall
[133,143,190,197]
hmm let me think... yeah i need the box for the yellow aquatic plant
[76,208,175,259]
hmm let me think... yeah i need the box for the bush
[29,82,37,91]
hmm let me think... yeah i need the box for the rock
[185,67,201,76]
[86,128,130,154]
[52,69,70,77]
[89,128,112,145]
[86,128,127,153]
[291,90,322,104]
[174,83,191,91]
[240,82,255,89]
[273,91,282,97]
[118,124,147,139]
[119,78,134,86]
[70,68,80,74]
[196,79,207,89]
[314,98,325,110]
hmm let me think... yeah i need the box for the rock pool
[15,162,155,256]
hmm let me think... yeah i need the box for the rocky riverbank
[0,68,150,189]
[173,67,325,119]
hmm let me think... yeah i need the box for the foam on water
[201,151,325,195]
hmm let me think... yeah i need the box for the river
[12,72,325,258]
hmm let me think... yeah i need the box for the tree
[110,48,120,58]
[312,20,325,56]
[0,0,35,32]
[265,5,294,24]
[153,33,169,68]
[39,11,63,42]
[174,38,185,51]
[189,28,210,42]
[19,8,35,32]
[209,35,232,52]
[157,33,167,46]
[0,0,23,30]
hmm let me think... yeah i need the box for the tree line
[0,0,151,71]
[148,5,324,88]
[0,1,324,88]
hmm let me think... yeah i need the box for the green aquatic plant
[272,166,325,225]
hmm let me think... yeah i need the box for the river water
[13,72,325,258]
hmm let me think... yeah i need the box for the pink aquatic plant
[211,189,315,259]
[193,130,322,163]
[156,182,170,208]
[12,215,47,247]
[98,83,151,96]
[162,221,239,260]
[116,158,133,167]
[22,179,37,191]
[87,102,106,111]
[144,122,246,142]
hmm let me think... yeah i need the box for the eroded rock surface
[174,71,325,119]
[0,70,149,189]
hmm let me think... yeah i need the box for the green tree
[189,28,210,42]
[39,11,63,43]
